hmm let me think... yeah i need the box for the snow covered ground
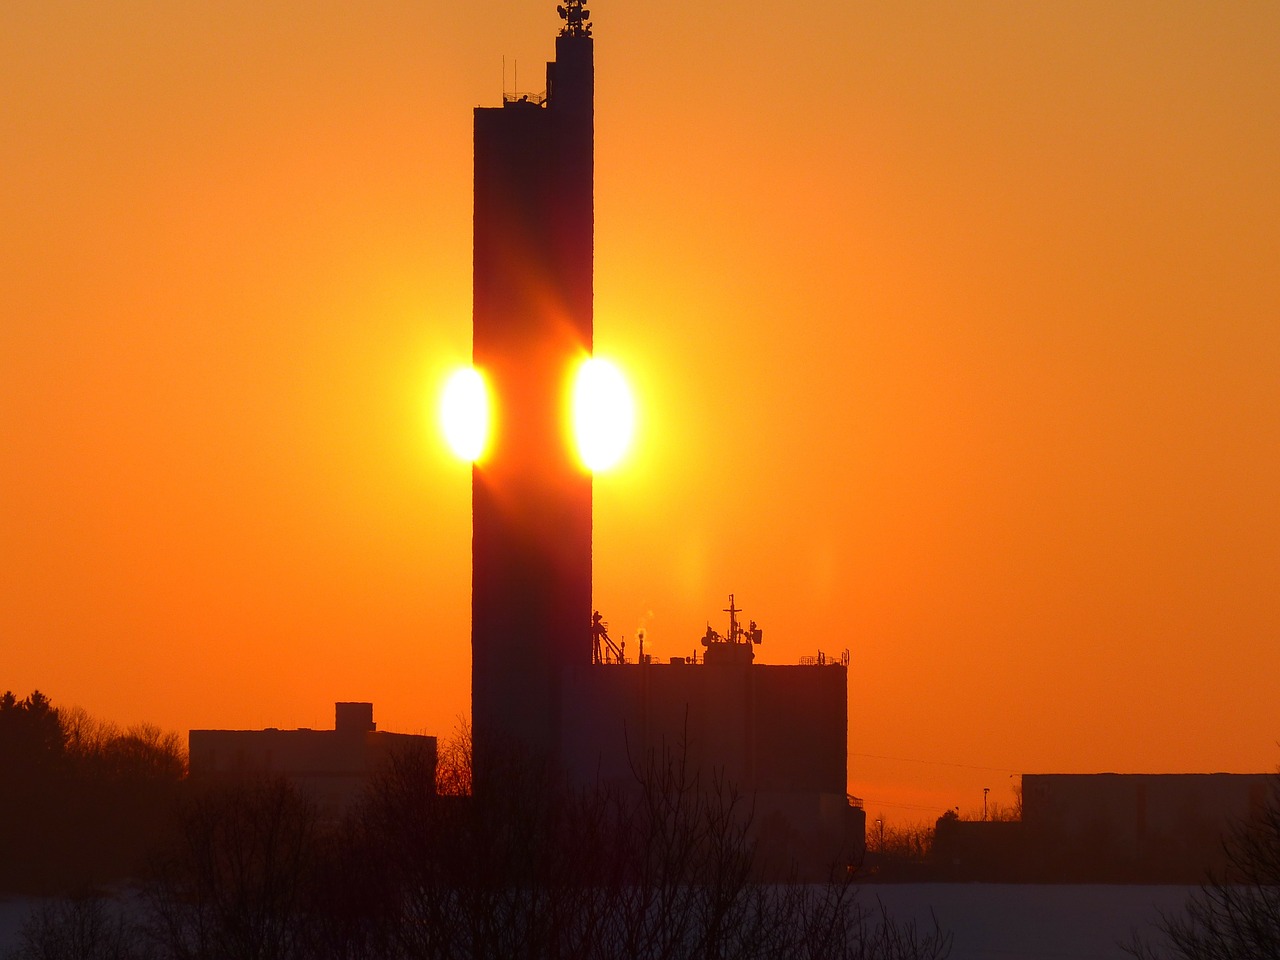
[0,898,35,954]
[0,884,1194,958]
[867,883,1192,960]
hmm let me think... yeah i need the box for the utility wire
[850,752,1023,775]
[857,797,948,813]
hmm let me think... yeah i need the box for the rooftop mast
[557,0,592,37]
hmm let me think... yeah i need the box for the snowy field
[0,899,35,955]
[0,884,1194,958]
[868,884,1192,960]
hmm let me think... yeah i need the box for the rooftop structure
[189,702,435,815]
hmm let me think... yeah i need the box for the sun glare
[573,357,635,472]
[440,366,489,461]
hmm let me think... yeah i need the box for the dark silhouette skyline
[4,1,1279,827]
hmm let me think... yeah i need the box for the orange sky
[4,1,1278,824]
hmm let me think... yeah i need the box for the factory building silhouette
[178,8,1276,883]
[470,3,860,866]
[185,4,859,872]
[470,3,594,782]
[189,702,435,817]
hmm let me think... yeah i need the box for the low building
[926,773,1275,882]
[1020,772,1272,881]
[931,816,1028,881]
[189,702,435,816]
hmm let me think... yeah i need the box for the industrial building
[564,603,857,871]
[470,0,594,785]
[188,702,435,816]
[1020,772,1273,881]
[468,5,859,872]
[179,6,856,874]
[931,772,1275,882]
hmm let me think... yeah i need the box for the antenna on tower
[557,1,592,38]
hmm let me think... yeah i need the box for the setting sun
[572,357,634,473]
[8,0,1280,859]
[440,366,489,462]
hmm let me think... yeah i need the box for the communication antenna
[556,0,592,38]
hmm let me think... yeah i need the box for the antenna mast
[556,0,593,37]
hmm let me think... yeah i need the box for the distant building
[931,772,1274,882]
[188,702,435,816]
[931,816,1028,881]
[1020,772,1271,881]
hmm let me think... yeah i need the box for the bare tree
[350,724,951,960]
[12,709,949,960]
[145,777,318,960]
[6,893,150,960]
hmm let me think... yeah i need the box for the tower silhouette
[464,13,856,873]
[470,6,594,786]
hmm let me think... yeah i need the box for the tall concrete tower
[471,4,594,786]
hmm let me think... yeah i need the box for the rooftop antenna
[556,0,592,38]
[724,594,741,646]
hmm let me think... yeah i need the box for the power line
[857,797,948,813]
[850,752,1022,775]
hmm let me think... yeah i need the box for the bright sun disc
[440,367,489,461]
[573,357,634,472]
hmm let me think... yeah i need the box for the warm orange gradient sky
[4,2,1278,824]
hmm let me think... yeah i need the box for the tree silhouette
[145,777,319,960]
[0,691,185,894]
[342,724,951,960]
[10,712,952,960]
[0,689,65,772]
[8,893,150,960]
